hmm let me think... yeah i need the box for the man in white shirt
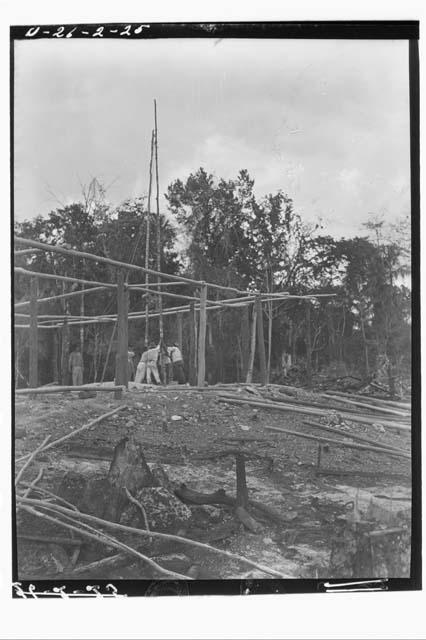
[135,348,148,383]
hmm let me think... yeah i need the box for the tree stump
[105,436,154,522]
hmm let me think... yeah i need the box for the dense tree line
[14,171,411,391]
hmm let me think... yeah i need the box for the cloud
[14,38,410,240]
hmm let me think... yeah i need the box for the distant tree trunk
[93,328,99,382]
[327,303,337,363]
[359,300,370,377]
[246,305,257,383]
[52,329,59,384]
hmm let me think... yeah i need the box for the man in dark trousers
[169,343,186,384]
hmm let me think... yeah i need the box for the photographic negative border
[10,20,420,598]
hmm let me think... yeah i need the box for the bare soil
[15,384,411,580]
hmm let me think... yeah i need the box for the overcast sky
[14,38,410,238]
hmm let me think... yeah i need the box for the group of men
[130,342,186,385]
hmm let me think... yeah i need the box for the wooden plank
[115,270,129,388]
[197,283,207,387]
[255,295,267,385]
[188,301,197,386]
[29,277,38,388]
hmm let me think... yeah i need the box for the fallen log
[18,533,83,547]
[16,405,128,463]
[217,395,411,432]
[15,384,125,396]
[302,420,409,455]
[327,390,411,410]
[264,425,411,460]
[175,484,289,526]
[19,496,288,578]
[321,393,410,418]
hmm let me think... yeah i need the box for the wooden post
[255,295,267,386]
[144,130,155,348]
[52,329,59,384]
[80,286,85,354]
[177,313,183,352]
[197,283,207,387]
[246,305,257,383]
[153,100,164,382]
[29,277,38,388]
[306,300,312,387]
[60,311,70,385]
[188,302,197,386]
[115,270,129,388]
[241,305,250,380]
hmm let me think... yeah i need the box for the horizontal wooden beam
[15,267,117,289]
[14,286,107,308]
[14,236,250,295]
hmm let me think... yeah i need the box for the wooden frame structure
[14,236,335,390]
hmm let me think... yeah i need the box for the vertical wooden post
[197,283,207,387]
[245,304,257,383]
[29,276,38,388]
[52,329,59,384]
[145,130,155,348]
[80,286,85,354]
[306,300,312,387]
[115,269,129,388]
[177,313,183,352]
[255,295,267,386]
[241,304,250,380]
[60,311,70,385]
[188,301,197,386]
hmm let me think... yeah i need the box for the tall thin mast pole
[154,99,164,380]
[144,130,155,347]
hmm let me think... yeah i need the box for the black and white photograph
[11,22,418,597]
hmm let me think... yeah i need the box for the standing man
[69,344,84,386]
[169,342,186,384]
[127,348,136,382]
[135,347,148,384]
[146,342,161,384]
